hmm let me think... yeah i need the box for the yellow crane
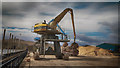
[33,8,78,59]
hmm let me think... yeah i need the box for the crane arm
[49,8,76,42]
[57,24,66,36]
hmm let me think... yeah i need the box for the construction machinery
[33,8,78,59]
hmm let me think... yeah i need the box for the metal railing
[2,50,25,60]
[1,49,28,68]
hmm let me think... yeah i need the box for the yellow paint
[34,29,47,32]
[34,24,48,27]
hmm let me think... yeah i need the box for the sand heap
[78,45,114,56]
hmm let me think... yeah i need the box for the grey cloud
[40,12,55,16]
[2,2,37,16]
[77,35,100,43]
[68,32,102,45]
[99,21,119,43]
[77,34,102,45]
[2,2,119,44]
[99,21,118,33]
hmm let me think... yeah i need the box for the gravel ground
[20,52,119,67]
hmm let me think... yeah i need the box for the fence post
[2,29,6,55]
[19,34,21,50]
[17,38,19,51]
[11,35,13,53]
[14,37,16,52]
[7,33,12,54]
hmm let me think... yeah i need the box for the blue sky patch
[2,27,30,30]
[78,32,108,38]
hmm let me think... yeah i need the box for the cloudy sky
[2,2,119,46]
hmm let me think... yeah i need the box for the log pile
[62,42,79,56]
[70,42,79,56]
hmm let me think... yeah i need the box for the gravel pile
[78,45,114,56]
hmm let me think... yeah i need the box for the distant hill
[2,39,35,50]
[20,40,35,46]
[96,43,120,52]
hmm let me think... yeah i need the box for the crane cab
[34,20,62,34]
[34,20,51,33]
[34,23,49,32]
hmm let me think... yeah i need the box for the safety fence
[1,49,28,68]
[2,28,28,55]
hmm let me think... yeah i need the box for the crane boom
[49,8,76,42]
